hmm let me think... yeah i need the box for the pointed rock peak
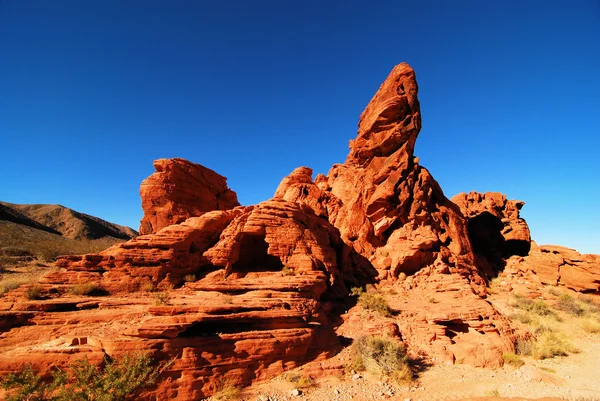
[274,167,314,198]
[347,62,421,165]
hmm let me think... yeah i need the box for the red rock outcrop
[1,200,371,399]
[504,242,600,293]
[139,158,239,235]
[452,191,531,257]
[275,63,518,367]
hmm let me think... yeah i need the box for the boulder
[139,158,239,235]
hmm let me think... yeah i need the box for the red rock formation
[5,62,598,400]
[275,63,517,367]
[1,200,371,399]
[504,242,600,293]
[139,158,239,235]
[452,191,531,258]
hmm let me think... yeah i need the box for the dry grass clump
[555,294,586,316]
[69,282,103,296]
[284,372,315,389]
[183,274,197,283]
[282,265,296,276]
[517,332,579,360]
[25,285,43,300]
[212,379,241,401]
[502,352,524,368]
[580,318,600,334]
[0,265,49,296]
[0,277,32,296]
[351,287,392,317]
[141,281,157,292]
[510,294,557,318]
[350,336,413,383]
[153,291,170,306]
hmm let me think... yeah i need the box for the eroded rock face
[274,63,517,367]
[504,243,600,293]
[452,191,531,259]
[139,158,240,235]
[1,200,371,399]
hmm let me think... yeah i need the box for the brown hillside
[0,202,137,240]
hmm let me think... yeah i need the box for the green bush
[350,336,412,383]
[0,352,167,401]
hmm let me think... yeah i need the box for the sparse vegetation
[556,294,585,316]
[0,352,167,401]
[69,282,103,296]
[510,294,557,318]
[0,263,50,296]
[184,274,197,283]
[213,379,241,401]
[153,291,170,306]
[141,281,157,293]
[25,285,43,300]
[581,318,600,334]
[0,221,122,263]
[350,335,413,383]
[282,265,295,276]
[351,287,392,317]
[517,332,579,360]
[502,352,524,368]
[285,373,315,389]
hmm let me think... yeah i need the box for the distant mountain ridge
[0,202,137,240]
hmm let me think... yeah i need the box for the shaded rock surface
[139,158,240,235]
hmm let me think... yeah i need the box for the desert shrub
[351,287,392,317]
[0,277,31,296]
[153,291,170,306]
[285,373,315,389]
[547,287,561,297]
[579,296,600,314]
[517,332,579,360]
[213,379,241,401]
[555,294,585,316]
[282,265,295,276]
[350,336,412,383]
[183,274,196,283]
[510,295,557,318]
[25,285,43,300]
[502,352,524,368]
[69,282,103,296]
[581,318,600,334]
[0,352,166,401]
[141,281,157,293]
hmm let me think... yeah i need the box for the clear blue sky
[1,1,598,253]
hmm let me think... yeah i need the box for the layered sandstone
[139,158,239,235]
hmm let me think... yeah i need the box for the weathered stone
[139,158,239,235]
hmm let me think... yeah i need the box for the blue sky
[1,1,598,253]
